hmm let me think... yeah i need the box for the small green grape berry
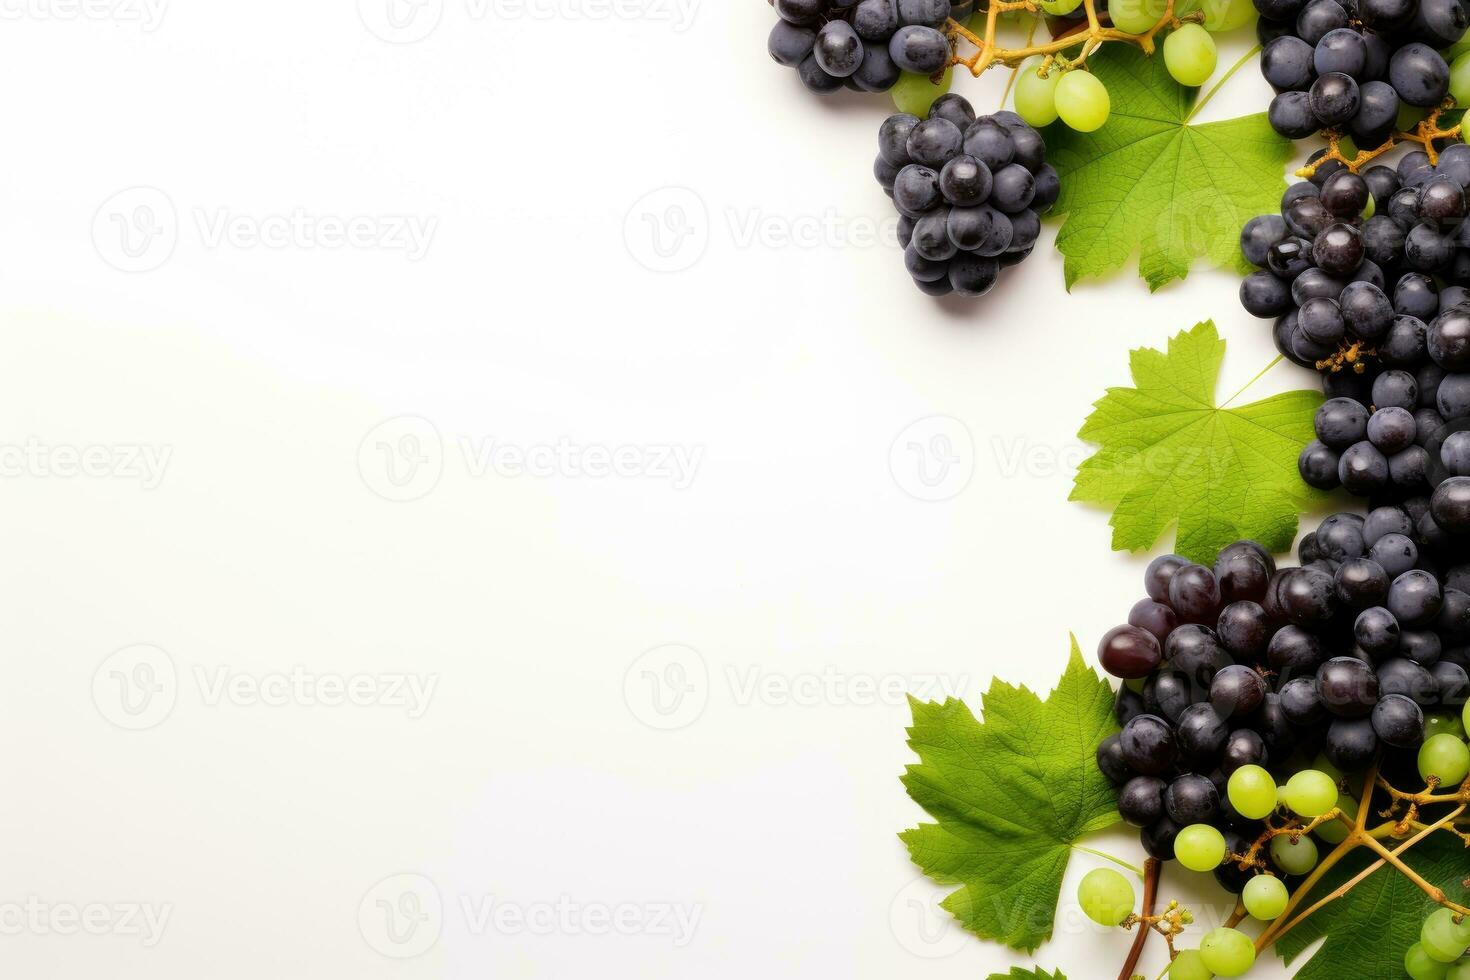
[1270,833,1319,876]
[1427,711,1467,740]
[1242,874,1289,921]
[1406,942,1452,980]
[1174,823,1227,872]
[1227,764,1277,820]
[1054,70,1110,132]
[891,68,953,118]
[1314,792,1357,845]
[1078,867,1135,927]
[1199,926,1256,976]
[1163,23,1218,87]
[1168,949,1213,980]
[1419,734,1470,789]
[1283,769,1338,817]
[1013,56,1061,128]
[1422,907,1470,963]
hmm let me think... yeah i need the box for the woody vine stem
[1114,767,1470,979]
[945,0,1197,77]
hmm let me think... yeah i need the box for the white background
[0,1,1337,976]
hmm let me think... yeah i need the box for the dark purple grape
[1318,656,1381,718]
[1279,675,1326,725]
[1119,775,1167,827]
[1145,554,1188,603]
[1324,717,1380,770]
[1129,598,1178,644]
[1098,625,1164,679]
[1120,714,1178,776]
[1211,664,1268,719]
[1142,816,1182,861]
[1164,773,1220,824]
[1097,732,1132,784]
[1222,728,1268,774]
[1217,601,1271,661]
[1371,693,1424,747]
[1169,564,1222,624]
[1176,702,1229,765]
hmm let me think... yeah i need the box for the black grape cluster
[875,94,1061,296]
[1254,0,1462,142]
[1237,149,1470,503]
[1093,526,1470,873]
[765,0,974,95]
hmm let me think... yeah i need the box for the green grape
[1311,753,1344,786]
[1419,734,1470,788]
[1446,959,1470,980]
[1014,57,1061,127]
[1428,712,1468,740]
[1446,27,1470,61]
[892,68,953,117]
[1452,52,1470,108]
[1242,875,1289,921]
[1039,0,1083,12]
[1283,770,1338,817]
[1175,823,1227,872]
[1078,868,1136,927]
[1422,908,1470,963]
[1227,765,1278,820]
[1163,24,1218,87]
[1124,675,1147,693]
[1269,833,1319,875]
[1463,697,1469,737]
[1199,0,1256,31]
[1199,927,1256,976]
[1407,943,1453,980]
[1055,70,1110,132]
[1168,949,1214,980]
[1313,792,1357,844]
[1362,193,1375,219]
[1108,0,1168,33]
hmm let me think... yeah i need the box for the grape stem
[1116,857,1161,980]
[1073,843,1146,877]
[1295,99,1464,178]
[945,0,1194,76]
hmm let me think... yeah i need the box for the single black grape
[1164,773,1220,824]
[1241,214,1290,265]
[1371,692,1425,747]
[1120,714,1178,775]
[1118,775,1167,827]
[1389,42,1450,106]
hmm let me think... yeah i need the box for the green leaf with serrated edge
[900,639,1119,952]
[987,969,1067,980]
[1046,45,1292,291]
[1274,834,1470,979]
[1070,320,1324,564]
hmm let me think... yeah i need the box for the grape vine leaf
[987,970,1066,980]
[900,639,1119,953]
[1274,835,1470,979]
[1045,45,1292,291]
[1070,320,1324,565]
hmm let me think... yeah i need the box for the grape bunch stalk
[876,92,1061,294]
[1088,519,1470,977]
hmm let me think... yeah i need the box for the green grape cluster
[1405,908,1470,979]
[1009,0,1252,134]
